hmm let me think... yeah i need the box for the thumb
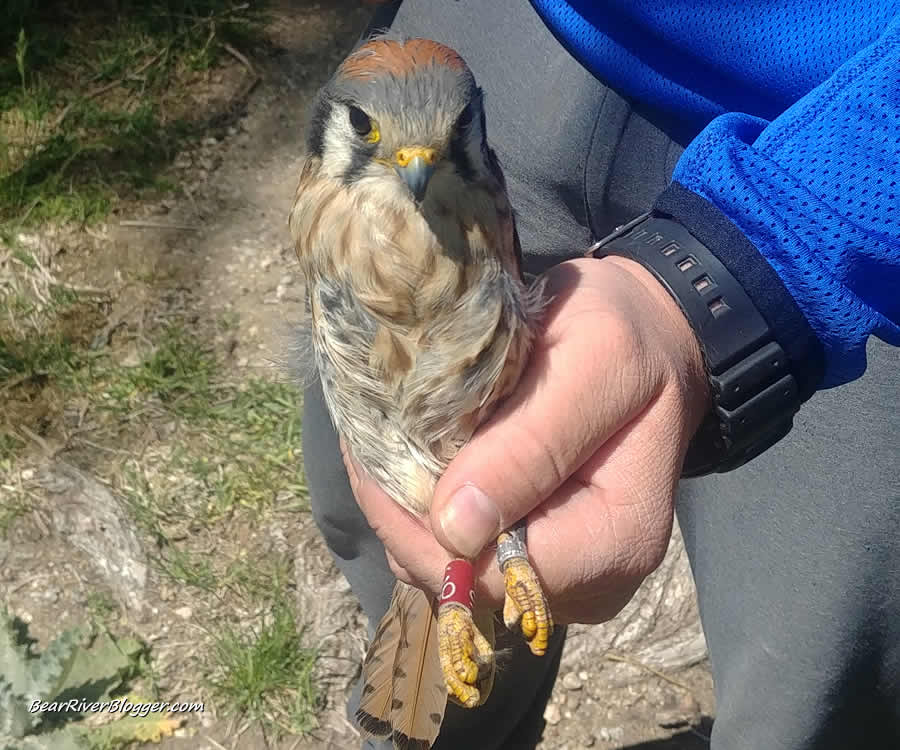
[430,260,661,559]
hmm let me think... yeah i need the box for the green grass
[106,326,307,516]
[208,600,321,737]
[0,0,265,232]
[84,590,120,624]
[0,489,29,536]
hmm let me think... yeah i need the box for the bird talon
[502,556,553,656]
[437,601,493,707]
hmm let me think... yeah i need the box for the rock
[597,727,625,743]
[562,672,583,690]
[37,462,148,612]
[657,693,702,728]
[174,606,193,620]
[543,703,561,726]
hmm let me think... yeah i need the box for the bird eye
[348,106,372,136]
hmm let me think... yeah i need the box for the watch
[587,213,802,477]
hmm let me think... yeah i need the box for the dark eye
[456,102,474,131]
[348,105,372,136]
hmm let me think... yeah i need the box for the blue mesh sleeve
[671,15,900,388]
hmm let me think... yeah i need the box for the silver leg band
[496,519,528,570]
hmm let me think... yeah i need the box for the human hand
[344,256,710,624]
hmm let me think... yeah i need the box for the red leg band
[440,559,475,610]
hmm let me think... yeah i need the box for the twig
[1,373,30,392]
[14,423,54,457]
[119,220,202,231]
[223,43,257,79]
[604,650,694,692]
[7,574,52,597]
[70,436,131,455]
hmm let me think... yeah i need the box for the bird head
[307,35,493,205]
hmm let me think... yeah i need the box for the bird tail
[356,581,496,749]
[357,582,447,749]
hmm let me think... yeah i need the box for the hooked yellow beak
[394,147,437,202]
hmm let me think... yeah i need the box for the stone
[543,703,561,726]
[597,727,625,743]
[174,606,193,620]
[38,462,148,612]
[562,672,583,690]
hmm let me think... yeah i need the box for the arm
[659,14,900,391]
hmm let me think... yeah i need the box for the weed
[0,488,29,537]
[0,608,177,748]
[208,602,320,737]
[83,592,119,626]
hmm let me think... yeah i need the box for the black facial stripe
[449,128,475,182]
[485,145,506,189]
[342,142,377,185]
[307,92,330,157]
[449,88,485,182]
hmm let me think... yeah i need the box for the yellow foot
[499,545,553,657]
[437,602,493,708]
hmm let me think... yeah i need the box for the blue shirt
[531,1,900,388]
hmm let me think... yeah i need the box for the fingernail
[438,484,501,559]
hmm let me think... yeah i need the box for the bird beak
[394,147,437,202]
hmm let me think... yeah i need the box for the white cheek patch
[321,105,357,179]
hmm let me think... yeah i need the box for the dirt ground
[1,2,714,749]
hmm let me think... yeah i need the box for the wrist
[588,214,803,476]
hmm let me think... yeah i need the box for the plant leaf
[55,630,143,703]
[30,627,86,703]
[84,714,184,746]
[0,674,38,737]
[0,608,36,698]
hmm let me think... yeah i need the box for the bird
[289,34,553,750]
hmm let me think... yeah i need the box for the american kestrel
[289,34,553,749]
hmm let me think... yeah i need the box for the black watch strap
[588,214,801,477]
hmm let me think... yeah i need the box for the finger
[383,548,411,583]
[340,439,450,590]
[520,388,685,625]
[431,259,664,559]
